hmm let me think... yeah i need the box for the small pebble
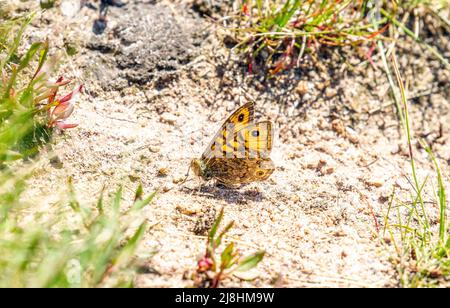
[149,145,160,153]
[160,112,178,125]
[296,80,309,95]
[176,204,202,215]
[128,174,140,182]
[331,119,346,136]
[324,166,335,175]
[161,183,173,192]
[50,156,63,169]
[157,167,169,176]
[366,178,384,188]
[172,176,186,184]
[325,87,338,98]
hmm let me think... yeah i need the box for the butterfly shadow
[180,183,267,205]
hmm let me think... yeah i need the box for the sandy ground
[10,0,450,287]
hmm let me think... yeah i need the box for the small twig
[359,191,380,233]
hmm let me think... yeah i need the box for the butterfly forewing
[201,102,254,160]
[235,121,273,159]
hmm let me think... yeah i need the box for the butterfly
[190,102,275,186]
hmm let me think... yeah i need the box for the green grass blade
[235,251,265,272]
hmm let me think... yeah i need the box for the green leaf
[31,39,49,82]
[96,186,105,214]
[214,221,234,248]
[235,251,265,272]
[134,183,144,202]
[131,190,156,212]
[67,176,81,213]
[114,222,147,268]
[3,150,22,161]
[220,242,235,269]
[208,207,224,245]
[0,14,34,71]
[40,0,56,9]
[112,186,123,214]
[19,87,33,108]
[18,42,43,72]
[2,64,18,100]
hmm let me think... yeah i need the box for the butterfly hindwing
[208,157,275,185]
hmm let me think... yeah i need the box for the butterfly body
[191,102,275,187]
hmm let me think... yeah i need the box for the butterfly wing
[234,121,273,159]
[201,102,255,160]
[208,157,275,186]
[205,120,275,185]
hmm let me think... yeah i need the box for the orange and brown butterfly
[190,102,275,186]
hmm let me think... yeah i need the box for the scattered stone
[325,87,338,98]
[331,119,346,136]
[334,230,347,237]
[346,127,359,144]
[306,161,318,170]
[331,119,359,144]
[49,155,63,169]
[176,204,202,215]
[60,0,80,17]
[295,80,309,96]
[172,176,186,184]
[366,178,384,188]
[315,80,330,91]
[242,221,252,228]
[287,152,297,159]
[160,112,178,125]
[382,236,392,245]
[128,173,140,182]
[318,159,327,168]
[161,183,173,192]
[291,195,300,203]
[149,145,160,153]
[193,207,216,235]
[157,167,169,176]
[324,166,335,175]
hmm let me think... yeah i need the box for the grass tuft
[382,51,449,287]
[0,177,155,287]
[219,0,449,74]
[0,12,155,288]
[191,207,265,288]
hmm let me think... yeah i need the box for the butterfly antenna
[179,164,191,185]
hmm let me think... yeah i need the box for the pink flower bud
[48,82,83,129]
[197,257,213,272]
[46,77,64,104]
[51,101,75,121]
[58,84,83,104]
[55,122,78,129]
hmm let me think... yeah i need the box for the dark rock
[86,2,200,91]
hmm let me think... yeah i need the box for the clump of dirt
[86,1,202,90]
[191,0,235,18]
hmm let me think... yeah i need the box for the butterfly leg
[179,165,191,185]
[196,178,204,194]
